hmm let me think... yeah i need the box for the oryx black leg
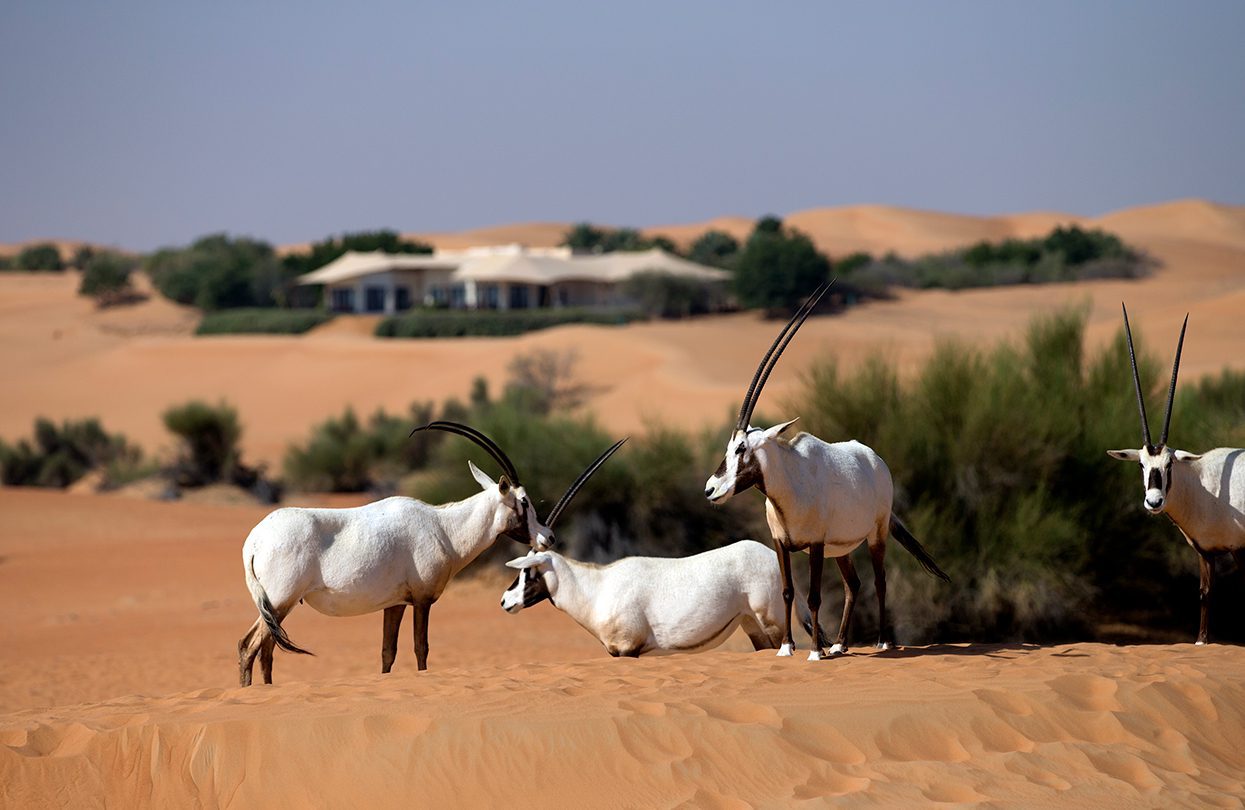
[834,554,861,654]
[807,545,825,660]
[413,601,431,671]
[775,542,796,655]
[1197,552,1215,645]
[868,541,892,649]
[381,605,405,674]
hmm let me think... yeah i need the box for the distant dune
[2,489,1243,806]
[1,199,1243,470]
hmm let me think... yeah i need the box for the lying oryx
[704,281,950,661]
[502,540,832,656]
[1108,305,1245,644]
[500,439,830,655]
[237,421,550,686]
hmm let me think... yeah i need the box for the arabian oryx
[237,421,551,686]
[501,440,832,656]
[704,282,950,661]
[1108,305,1245,644]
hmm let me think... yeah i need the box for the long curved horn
[410,421,520,484]
[546,438,627,527]
[739,280,834,430]
[1158,314,1189,447]
[1121,303,1152,450]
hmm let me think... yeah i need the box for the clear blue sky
[2,1,1243,250]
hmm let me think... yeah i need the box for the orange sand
[2,488,1244,806]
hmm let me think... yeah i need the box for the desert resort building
[296,245,729,314]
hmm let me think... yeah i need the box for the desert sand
[3,488,1245,807]
[3,200,1245,806]
[2,200,1244,469]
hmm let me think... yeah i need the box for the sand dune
[2,488,1244,807]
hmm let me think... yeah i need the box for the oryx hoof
[777,643,794,657]
[828,643,846,656]
[1195,639,1207,646]
[807,649,822,662]
[875,641,893,651]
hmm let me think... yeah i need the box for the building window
[477,284,499,309]
[395,286,411,311]
[331,288,355,312]
[450,284,466,308]
[365,286,386,313]
[508,284,529,309]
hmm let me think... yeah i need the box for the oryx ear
[469,460,495,491]
[1107,449,1141,462]
[497,475,512,496]
[1173,450,1202,462]
[762,418,800,441]
[505,551,550,569]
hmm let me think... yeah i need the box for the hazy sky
[2,2,1243,250]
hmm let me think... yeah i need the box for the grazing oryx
[704,282,950,661]
[500,440,832,655]
[237,421,551,686]
[1108,305,1245,644]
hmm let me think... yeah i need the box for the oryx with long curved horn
[1107,305,1245,644]
[236,421,552,686]
[704,281,950,661]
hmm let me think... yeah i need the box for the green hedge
[196,308,334,335]
[375,308,641,338]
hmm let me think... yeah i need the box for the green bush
[162,400,242,486]
[688,230,740,269]
[145,234,287,310]
[561,223,678,254]
[16,244,64,271]
[375,308,641,338]
[0,417,144,488]
[78,252,139,305]
[624,271,725,318]
[733,216,832,311]
[790,306,1241,643]
[196,308,333,335]
[283,403,439,492]
[281,230,433,278]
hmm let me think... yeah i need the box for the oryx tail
[890,513,951,582]
[247,555,314,656]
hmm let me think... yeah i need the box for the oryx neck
[436,489,504,569]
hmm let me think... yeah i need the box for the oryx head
[411,421,554,549]
[704,281,832,503]
[1106,305,1200,515]
[500,438,627,613]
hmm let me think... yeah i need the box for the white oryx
[500,440,831,655]
[237,421,551,686]
[503,541,831,656]
[704,282,950,661]
[1108,305,1245,644]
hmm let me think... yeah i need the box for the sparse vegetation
[15,243,64,271]
[78,252,140,307]
[281,230,432,278]
[623,271,726,319]
[561,223,678,254]
[145,234,288,311]
[687,230,740,269]
[162,400,244,486]
[375,308,641,338]
[196,308,334,335]
[283,403,440,493]
[840,226,1151,293]
[732,216,833,312]
[0,418,145,489]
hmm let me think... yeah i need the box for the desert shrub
[791,306,1242,643]
[162,400,243,485]
[375,308,640,338]
[283,403,440,492]
[78,252,139,306]
[196,308,334,335]
[145,234,287,310]
[561,223,678,254]
[733,216,832,311]
[842,225,1151,293]
[281,230,433,278]
[623,271,724,318]
[70,245,96,271]
[688,230,740,269]
[503,349,590,416]
[16,244,64,271]
[0,255,12,270]
[0,417,143,488]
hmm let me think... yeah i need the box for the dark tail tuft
[890,512,951,583]
[798,609,834,650]
[251,558,314,656]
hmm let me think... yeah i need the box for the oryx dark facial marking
[500,563,551,613]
